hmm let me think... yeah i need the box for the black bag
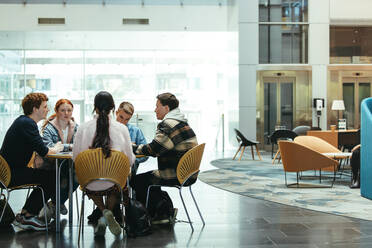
[124,198,152,238]
[153,190,173,218]
[0,198,15,227]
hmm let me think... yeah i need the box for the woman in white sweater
[73,91,135,237]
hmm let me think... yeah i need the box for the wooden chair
[74,148,130,241]
[145,143,206,232]
[0,155,49,230]
[278,141,339,188]
[233,129,262,161]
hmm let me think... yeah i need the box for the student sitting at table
[87,101,148,225]
[33,99,79,220]
[0,93,64,231]
[72,91,135,237]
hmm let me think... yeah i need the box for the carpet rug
[199,157,372,221]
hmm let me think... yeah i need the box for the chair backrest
[0,155,11,188]
[234,129,256,145]
[279,141,338,173]
[292,125,311,136]
[74,148,130,189]
[270,129,298,144]
[176,143,205,185]
[338,129,360,150]
[294,136,341,154]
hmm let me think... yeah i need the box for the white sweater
[72,115,135,166]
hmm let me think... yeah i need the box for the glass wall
[0,37,238,151]
[330,26,372,64]
[259,0,308,64]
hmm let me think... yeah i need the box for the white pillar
[309,0,330,130]
[238,0,258,139]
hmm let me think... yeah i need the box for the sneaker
[103,209,121,236]
[13,214,47,231]
[94,216,107,237]
[88,207,102,225]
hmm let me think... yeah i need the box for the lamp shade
[331,100,345,110]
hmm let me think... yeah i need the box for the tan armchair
[294,136,342,172]
[278,140,339,188]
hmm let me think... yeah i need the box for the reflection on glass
[343,83,355,128]
[259,24,308,63]
[359,82,371,126]
[264,82,277,143]
[259,0,308,22]
[330,27,372,64]
[0,33,238,150]
[280,82,293,130]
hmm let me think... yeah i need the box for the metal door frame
[342,77,372,128]
[260,76,296,148]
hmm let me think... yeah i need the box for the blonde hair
[118,102,134,116]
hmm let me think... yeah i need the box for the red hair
[42,99,74,130]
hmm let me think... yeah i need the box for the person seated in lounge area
[350,144,361,188]
[34,99,79,219]
[87,101,148,225]
[73,91,135,237]
[0,92,64,231]
[131,92,198,224]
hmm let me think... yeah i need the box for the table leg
[68,160,73,227]
[55,159,61,233]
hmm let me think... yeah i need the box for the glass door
[263,77,295,144]
[342,77,371,129]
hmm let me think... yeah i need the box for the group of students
[0,91,198,237]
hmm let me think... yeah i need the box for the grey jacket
[34,118,78,169]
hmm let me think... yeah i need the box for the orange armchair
[278,141,339,188]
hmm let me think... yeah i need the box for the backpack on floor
[124,198,152,238]
[153,190,174,218]
[0,198,15,227]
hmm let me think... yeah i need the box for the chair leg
[255,145,262,160]
[145,185,156,209]
[272,149,280,164]
[239,146,246,161]
[75,190,79,223]
[189,186,205,226]
[78,192,85,245]
[179,188,194,232]
[232,145,242,160]
[0,187,9,223]
[250,146,255,160]
[120,188,125,237]
[38,186,48,232]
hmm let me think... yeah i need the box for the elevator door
[342,77,371,129]
[263,77,295,143]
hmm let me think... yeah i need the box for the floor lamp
[331,100,345,129]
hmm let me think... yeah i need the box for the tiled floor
[1,151,372,247]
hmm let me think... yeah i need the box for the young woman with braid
[72,91,135,237]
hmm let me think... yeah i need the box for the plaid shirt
[135,118,198,180]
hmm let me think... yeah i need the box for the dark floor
[1,151,372,248]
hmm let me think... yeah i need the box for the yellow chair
[145,143,206,232]
[278,141,339,188]
[74,148,130,241]
[0,155,49,230]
